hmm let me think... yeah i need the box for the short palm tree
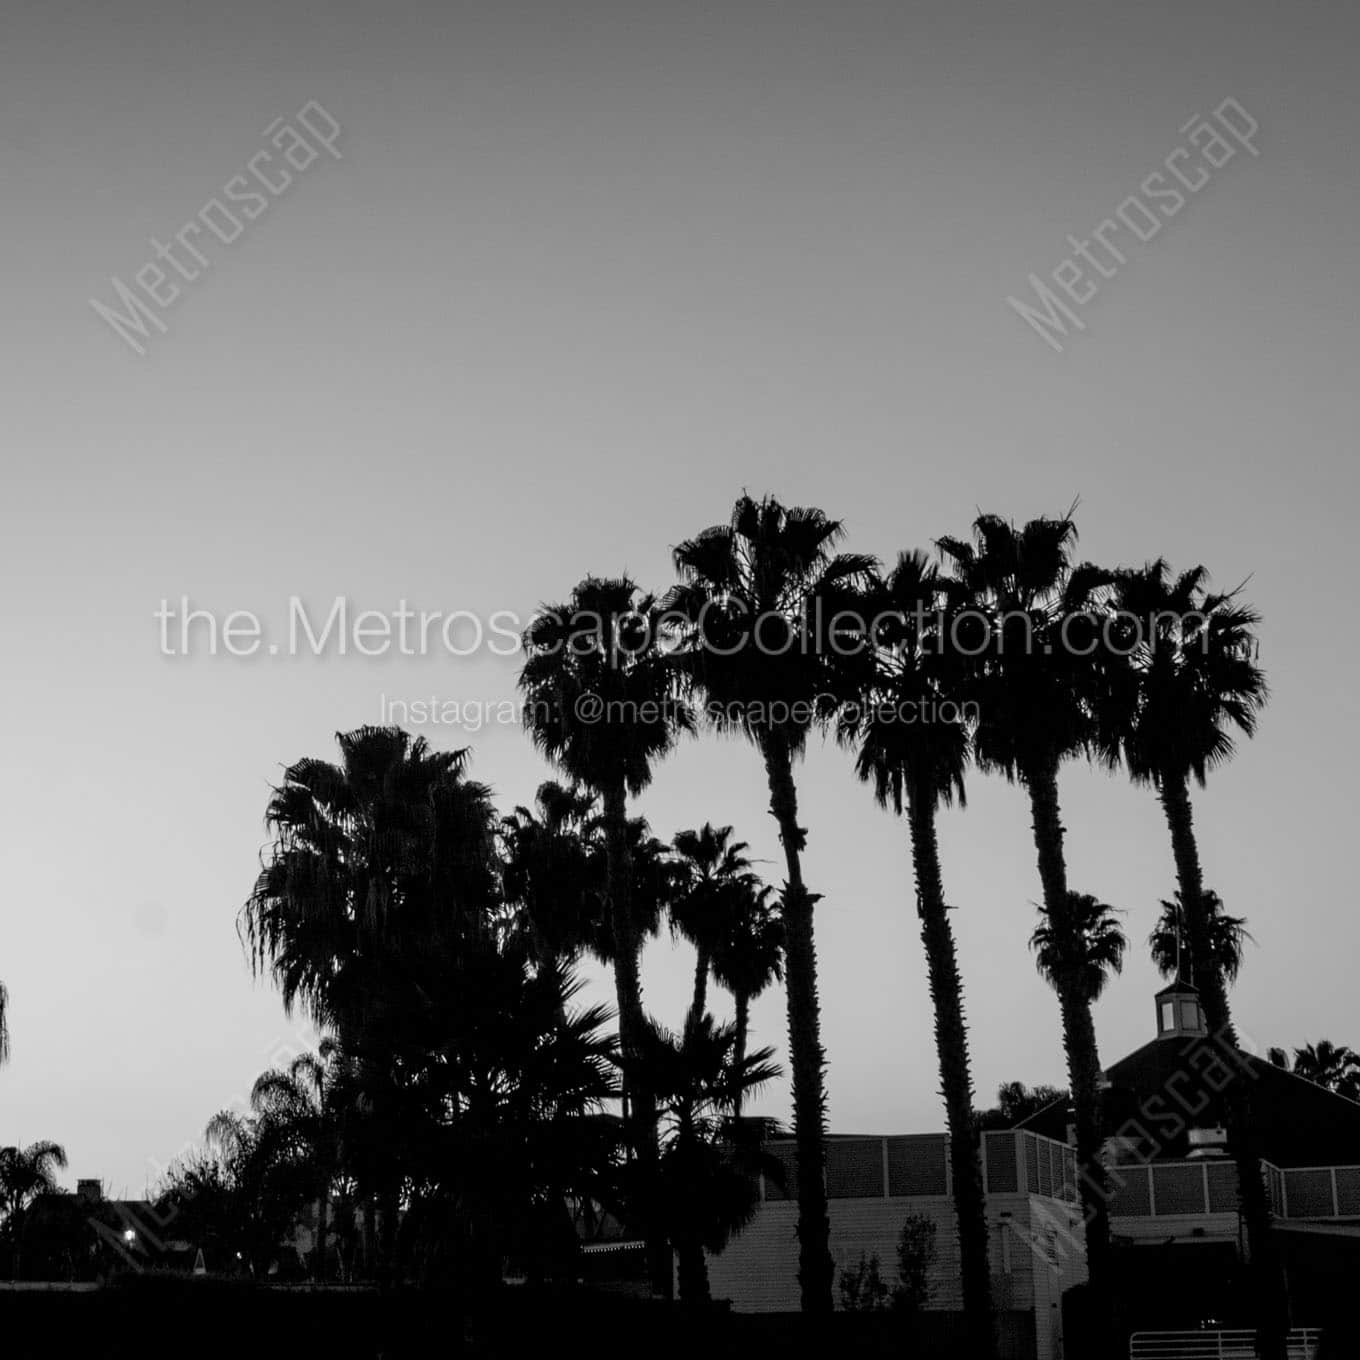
[1272,1041,1360,1102]
[668,824,755,1034]
[838,552,997,1357]
[635,1016,781,1307]
[520,577,692,1291]
[1100,560,1285,1359]
[937,510,1118,1326]
[669,494,875,1314]
[0,1140,68,1279]
[709,880,783,1117]
[250,1051,338,1280]
[501,781,605,969]
[1149,890,1253,983]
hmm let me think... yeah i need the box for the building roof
[1019,1034,1360,1167]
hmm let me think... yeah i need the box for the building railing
[758,1129,1078,1204]
[1128,1328,1322,1359]
[1107,1157,1360,1221]
[981,1128,1080,1204]
[1262,1160,1360,1219]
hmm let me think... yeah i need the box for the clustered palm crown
[668,494,877,751]
[1030,892,1128,1005]
[937,511,1114,780]
[842,549,972,815]
[1099,559,1268,788]
[520,577,691,798]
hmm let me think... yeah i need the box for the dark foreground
[0,1279,1027,1359]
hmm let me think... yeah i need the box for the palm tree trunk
[1023,756,1114,1340]
[905,784,998,1360]
[733,992,750,1119]
[759,731,833,1316]
[314,1184,329,1282]
[362,1197,376,1280]
[687,946,710,1035]
[675,1232,711,1308]
[1160,770,1290,1360]
[601,779,668,1297]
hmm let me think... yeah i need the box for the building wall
[705,1131,1089,1360]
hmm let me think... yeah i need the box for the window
[1161,1001,1176,1032]
[1181,1000,1200,1030]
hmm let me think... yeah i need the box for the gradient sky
[2,0,1358,1195]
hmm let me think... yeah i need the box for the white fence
[1128,1328,1322,1359]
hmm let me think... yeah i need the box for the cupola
[1155,976,1207,1040]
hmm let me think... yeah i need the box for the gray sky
[2,0,1357,1194]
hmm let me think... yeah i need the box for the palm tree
[669,494,875,1314]
[501,781,605,969]
[0,1140,68,1279]
[937,510,1119,1330]
[837,551,997,1355]
[1100,560,1286,1358]
[242,726,497,1039]
[1149,890,1253,983]
[709,880,783,1117]
[250,1051,338,1280]
[635,1016,781,1307]
[975,1081,1068,1130]
[668,824,755,1034]
[1270,1041,1360,1102]
[1031,893,1127,1004]
[242,725,500,1281]
[519,577,692,1292]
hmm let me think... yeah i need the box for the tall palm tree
[937,510,1118,1331]
[0,1140,68,1279]
[1149,890,1253,984]
[669,494,875,1314]
[519,577,692,1292]
[709,880,783,1117]
[838,552,997,1357]
[1100,560,1285,1358]
[668,824,755,1034]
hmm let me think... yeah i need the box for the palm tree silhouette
[709,879,783,1118]
[1031,893,1127,1003]
[635,1016,781,1308]
[668,824,756,1035]
[501,781,607,970]
[1149,890,1253,984]
[669,494,875,1314]
[937,509,1118,1331]
[838,550,997,1358]
[0,1140,67,1279]
[1101,560,1286,1359]
[519,576,692,1293]
[1269,1041,1360,1102]
[250,1050,338,1280]
[241,725,499,1280]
